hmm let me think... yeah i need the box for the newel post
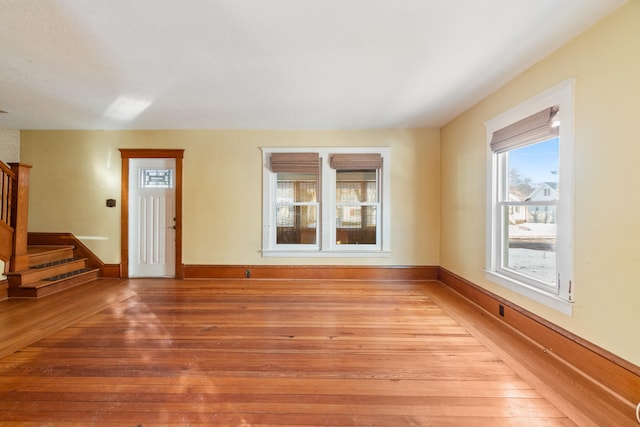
[8,163,31,272]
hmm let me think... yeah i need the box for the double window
[262,148,391,256]
[485,80,575,315]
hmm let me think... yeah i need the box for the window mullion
[322,157,333,252]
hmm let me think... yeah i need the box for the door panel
[129,158,176,277]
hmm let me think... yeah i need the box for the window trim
[261,147,391,257]
[484,79,575,316]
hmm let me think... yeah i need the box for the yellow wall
[440,1,640,365]
[20,128,440,266]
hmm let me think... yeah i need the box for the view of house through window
[502,137,559,285]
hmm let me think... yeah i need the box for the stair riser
[28,248,75,267]
[9,271,99,298]
[8,259,88,285]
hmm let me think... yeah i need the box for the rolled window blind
[490,106,559,153]
[270,152,319,173]
[329,153,382,170]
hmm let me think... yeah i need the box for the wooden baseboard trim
[100,264,121,278]
[90,264,440,281]
[437,267,640,408]
[184,264,439,281]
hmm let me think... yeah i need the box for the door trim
[119,149,184,279]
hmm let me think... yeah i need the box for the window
[262,147,391,256]
[485,80,575,315]
[335,170,378,245]
[276,173,318,245]
[140,168,173,188]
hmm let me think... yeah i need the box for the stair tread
[21,268,99,289]
[43,268,95,281]
[30,257,84,269]
[6,257,88,277]
[25,245,77,269]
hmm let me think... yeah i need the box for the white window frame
[261,147,391,257]
[485,79,575,315]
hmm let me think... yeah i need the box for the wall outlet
[244,269,251,278]
[499,304,505,317]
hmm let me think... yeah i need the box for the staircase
[1,162,105,299]
[6,245,100,298]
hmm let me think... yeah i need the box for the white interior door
[129,158,176,277]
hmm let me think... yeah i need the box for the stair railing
[0,162,31,272]
[0,162,14,228]
[0,162,15,263]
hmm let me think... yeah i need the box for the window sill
[484,270,573,316]
[262,249,391,258]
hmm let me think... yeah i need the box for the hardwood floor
[0,278,633,426]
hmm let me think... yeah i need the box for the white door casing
[128,158,176,277]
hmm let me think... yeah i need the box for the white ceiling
[0,0,627,130]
